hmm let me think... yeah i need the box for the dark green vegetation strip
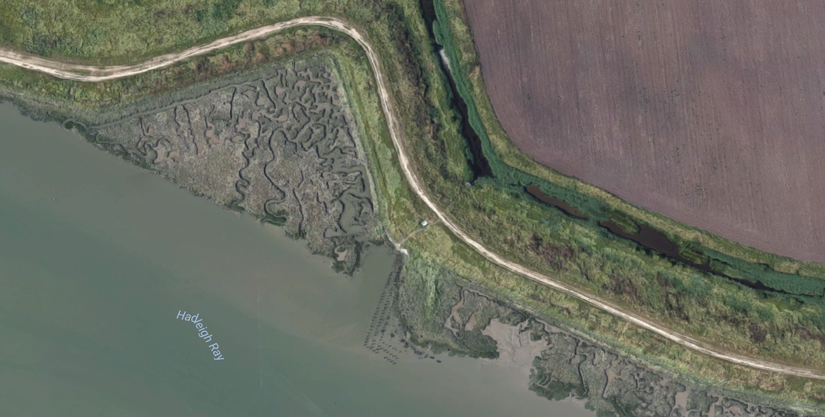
[431,0,606,215]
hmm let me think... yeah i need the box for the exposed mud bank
[370,254,820,417]
[67,57,378,274]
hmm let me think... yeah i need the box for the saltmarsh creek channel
[0,103,594,416]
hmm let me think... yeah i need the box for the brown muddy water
[525,185,589,219]
[525,184,712,270]
[0,102,594,416]
[598,220,716,274]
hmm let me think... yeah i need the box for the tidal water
[0,102,594,416]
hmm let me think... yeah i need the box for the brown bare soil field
[463,0,825,263]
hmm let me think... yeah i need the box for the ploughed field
[463,0,825,262]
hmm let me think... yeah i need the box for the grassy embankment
[1,0,825,409]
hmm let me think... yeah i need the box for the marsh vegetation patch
[387,256,810,416]
[86,61,375,273]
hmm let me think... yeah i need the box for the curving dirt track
[1,16,823,380]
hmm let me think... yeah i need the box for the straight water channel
[0,102,594,416]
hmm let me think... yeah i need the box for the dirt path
[2,16,823,381]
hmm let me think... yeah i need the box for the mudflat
[464,0,825,262]
[88,59,375,273]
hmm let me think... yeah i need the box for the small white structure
[421,220,429,227]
